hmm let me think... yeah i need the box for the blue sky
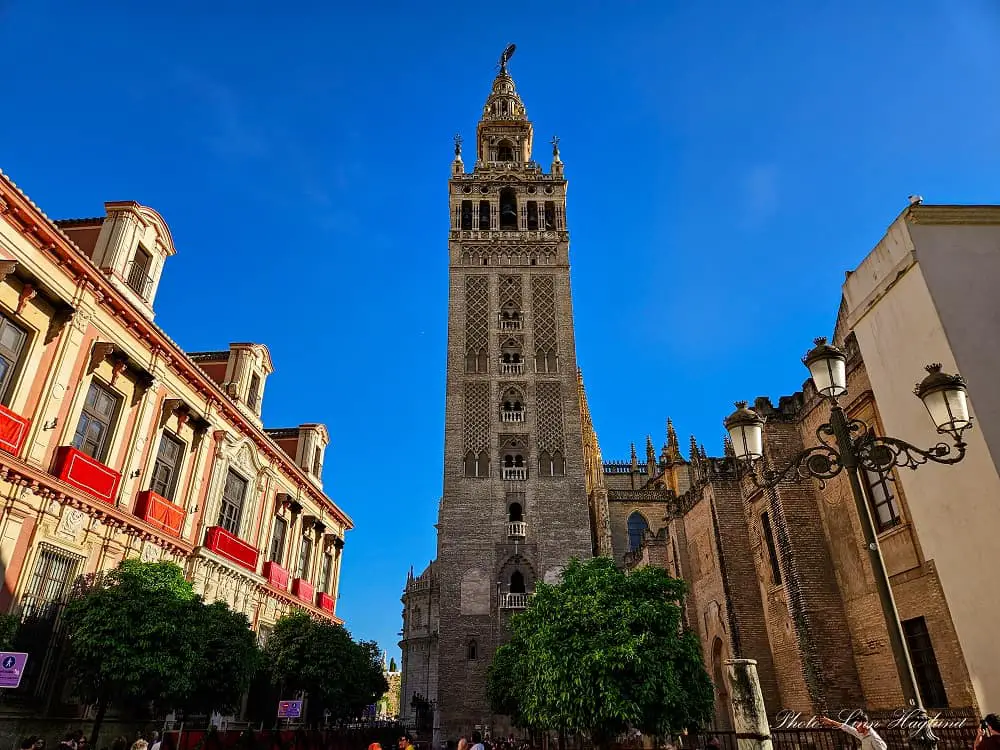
[3,1,1000,660]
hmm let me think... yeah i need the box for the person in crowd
[398,736,414,750]
[975,713,1000,750]
[110,737,127,750]
[367,743,382,750]
[129,737,148,750]
[470,732,484,750]
[19,737,37,750]
[818,713,886,750]
[457,736,469,750]
[148,733,160,750]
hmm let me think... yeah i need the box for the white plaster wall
[845,239,1000,711]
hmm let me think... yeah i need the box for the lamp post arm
[857,434,967,473]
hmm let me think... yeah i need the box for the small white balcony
[499,592,530,609]
[500,361,525,375]
[500,409,525,423]
[502,467,528,481]
[507,521,527,538]
[499,315,523,331]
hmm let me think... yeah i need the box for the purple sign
[0,652,27,689]
[277,699,302,718]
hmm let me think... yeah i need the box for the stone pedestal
[725,659,772,750]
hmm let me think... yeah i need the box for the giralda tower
[433,47,594,737]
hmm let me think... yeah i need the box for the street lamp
[723,338,972,750]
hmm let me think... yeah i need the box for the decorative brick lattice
[499,275,522,309]
[464,382,491,453]
[465,276,489,358]
[536,382,564,453]
[531,275,557,353]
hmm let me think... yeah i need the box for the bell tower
[434,46,593,739]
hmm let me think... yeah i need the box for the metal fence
[679,724,979,750]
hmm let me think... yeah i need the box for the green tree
[486,557,714,747]
[0,612,18,650]
[266,610,389,723]
[179,599,262,716]
[64,560,196,745]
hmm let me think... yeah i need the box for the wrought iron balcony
[507,521,526,538]
[500,409,525,423]
[124,260,154,298]
[501,467,528,481]
[499,592,530,609]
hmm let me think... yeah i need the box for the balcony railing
[292,577,314,603]
[316,591,335,613]
[262,561,290,589]
[507,521,527,538]
[502,467,528,481]
[53,446,121,504]
[498,315,523,331]
[499,592,530,609]
[204,526,259,572]
[499,361,524,375]
[0,403,30,456]
[134,490,185,536]
[500,409,524,423]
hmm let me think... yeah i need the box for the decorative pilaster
[726,659,772,750]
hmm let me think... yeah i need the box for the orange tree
[487,557,714,747]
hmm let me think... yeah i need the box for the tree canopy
[64,559,261,743]
[265,610,388,724]
[487,557,714,745]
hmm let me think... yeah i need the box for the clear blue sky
[3,1,1000,660]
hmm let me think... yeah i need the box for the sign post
[0,652,28,689]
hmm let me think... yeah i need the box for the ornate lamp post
[723,338,973,750]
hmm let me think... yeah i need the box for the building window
[312,446,322,477]
[126,245,152,297]
[320,552,333,592]
[0,314,27,404]
[539,450,565,477]
[903,617,949,708]
[508,502,523,522]
[544,201,556,230]
[864,468,901,531]
[499,188,517,230]
[627,512,649,552]
[150,432,185,501]
[526,201,538,230]
[247,373,262,413]
[297,534,313,580]
[761,511,782,586]
[479,200,490,230]
[509,570,526,594]
[23,545,82,617]
[218,469,248,535]
[269,515,288,565]
[464,450,490,478]
[497,141,514,162]
[72,381,121,461]
[460,200,473,230]
[466,347,488,374]
[466,640,478,660]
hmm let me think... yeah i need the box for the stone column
[725,659,772,750]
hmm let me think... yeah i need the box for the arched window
[627,512,649,552]
[551,450,565,476]
[497,141,515,162]
[539,450,552,477]
[464,451,477,477]
[479,200,491,230]
[467,640,478,660]
[466,347,488,374]
[499,188,518,230]
[509,570,525,594]
[477,450,490,477]
[508,502,523,522]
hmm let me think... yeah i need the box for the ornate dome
[482,70,527,121]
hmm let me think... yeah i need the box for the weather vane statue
[498,43,516,73]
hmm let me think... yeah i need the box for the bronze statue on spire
[499,43,516,72]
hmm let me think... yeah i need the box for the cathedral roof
[482,68,527,122]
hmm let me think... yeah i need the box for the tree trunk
[89,692,110,748]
